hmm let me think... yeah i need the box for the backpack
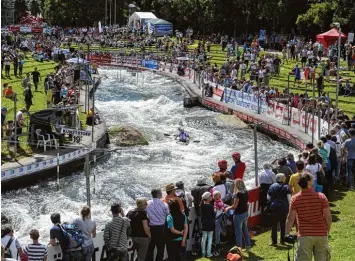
[226,246,243,261]
[58,223,84,249]
[4,237,14,258]
[177,191,190,217]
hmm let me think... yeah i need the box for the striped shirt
[290,188,329,237]
[24,243,48,261]
[146,198,169,226]
[103,216,130,250]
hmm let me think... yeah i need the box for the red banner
[8,26,20,32]
[247,187,261,228]
[32,27,43,33]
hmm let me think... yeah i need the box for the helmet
[218,160,227,169]
[178,127,184,132]
[232,152,241,160]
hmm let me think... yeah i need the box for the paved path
[154,68,311,147]
[1,79,106,171]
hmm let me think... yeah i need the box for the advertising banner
[156,24,173,35]
[8,26,20,32]
[223,88,267,114]
[141,59,158,70]
[32,27,43,33]
[20,27,32,33]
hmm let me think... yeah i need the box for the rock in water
[216,114,248,128]
[108,126,148,146]
[1,213,9,225]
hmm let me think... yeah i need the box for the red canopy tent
[316,28,347,50]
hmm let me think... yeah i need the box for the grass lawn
[196,188,355,261]
[1,57,57,160]
[0,55,91,161]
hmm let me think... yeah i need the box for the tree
[296,2,336,32]
[30,0,41,16]
[14,0,28,23]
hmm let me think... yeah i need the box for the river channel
[1,69,298,243]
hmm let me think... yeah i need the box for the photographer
[285,172,332,261]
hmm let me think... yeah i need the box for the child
[213,191,227,256]
[200,192,215,258]
[24,229,48,261]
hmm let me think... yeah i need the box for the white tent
[128,12,157,29]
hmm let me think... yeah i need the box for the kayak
[176,139,190,145]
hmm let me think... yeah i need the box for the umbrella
[67,58,88,64]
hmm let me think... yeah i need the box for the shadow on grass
[245,252,266,261]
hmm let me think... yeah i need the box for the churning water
[1,69,298,243]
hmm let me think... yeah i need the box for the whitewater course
[2,68,298,246]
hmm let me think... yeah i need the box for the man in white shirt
[1,225,23,261]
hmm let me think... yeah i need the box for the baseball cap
[202,192,211,200]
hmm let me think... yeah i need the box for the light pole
[105,0,108,26]
[334,22,341,122]
[109,0,112,26]
[114,0,117,25]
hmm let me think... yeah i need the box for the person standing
[146,189,169,261]
[15,108,25,145]
[258,163,276,226]
[31,67,41,92]
[286,172,332,261]
[126,198,151,261]
[164,183,184,213]
[12,56,18,78]
[306,154,326,193]
[1,225,23,261]
[225,179,251,251]
[165,199,188,261]
[230,152,246,180]
[267,173,292,246]
[73,206,96,261]
[342,128,355,189]
[24,229,48,261]
[316,73,324,97]
[272,158,294,184]
[1,107,7,137]
[23,83,33,111]
[200,192,215,258]
[286,153,297,174]
[49,213,82,261]
[289,161,305,195]
[191,177,212,218]
[18,57,24,77]
[4,56,11,78]
[103,203,130,261]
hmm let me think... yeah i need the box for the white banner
[61,128,91,136]
[223,88,267,114]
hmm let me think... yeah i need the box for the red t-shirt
[290,188,329,236]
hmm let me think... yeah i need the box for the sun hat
[165,183,178,192]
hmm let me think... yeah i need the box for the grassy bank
[195,188,355,261]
